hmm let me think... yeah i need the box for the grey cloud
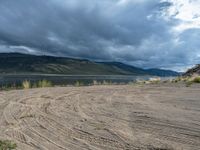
[0,0,199,71]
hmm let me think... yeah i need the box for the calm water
[0,74,156,87]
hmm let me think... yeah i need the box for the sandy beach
[0,84,200,150]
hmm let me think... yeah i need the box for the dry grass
[22,80,31,89]
[38,80,52,88]
[93,80,99,85]
[22,80,53,89]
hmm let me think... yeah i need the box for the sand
[0,84,200,150]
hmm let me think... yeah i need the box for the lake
[0,74,157,87]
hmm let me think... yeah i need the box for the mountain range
[0,53,179,76]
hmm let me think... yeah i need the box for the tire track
[1,85,200,150]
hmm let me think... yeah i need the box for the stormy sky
[0,0,200,71]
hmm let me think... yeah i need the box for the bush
[22,80,31,89]
[193,76,200,83]
[0,140,17,150]
[38,80,52,88]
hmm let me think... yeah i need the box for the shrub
[38,80,52,88]
[184,76,200,86]
[193,76,200,83]
[22,80,31,89]
[0,140,17,150]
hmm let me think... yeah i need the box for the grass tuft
[22,80,31,89]
[93,80,99,85]
[75,81,84,87]
[0,140,17,150]
[38,80,52,88]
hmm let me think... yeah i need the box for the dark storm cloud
[0,0,200,71]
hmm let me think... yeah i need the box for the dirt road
[0,84,200,150]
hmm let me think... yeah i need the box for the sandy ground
[0,84,200,150]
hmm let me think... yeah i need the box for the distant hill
[183,64,200,77]
[145,68,180,77]
[0,53,179,76]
